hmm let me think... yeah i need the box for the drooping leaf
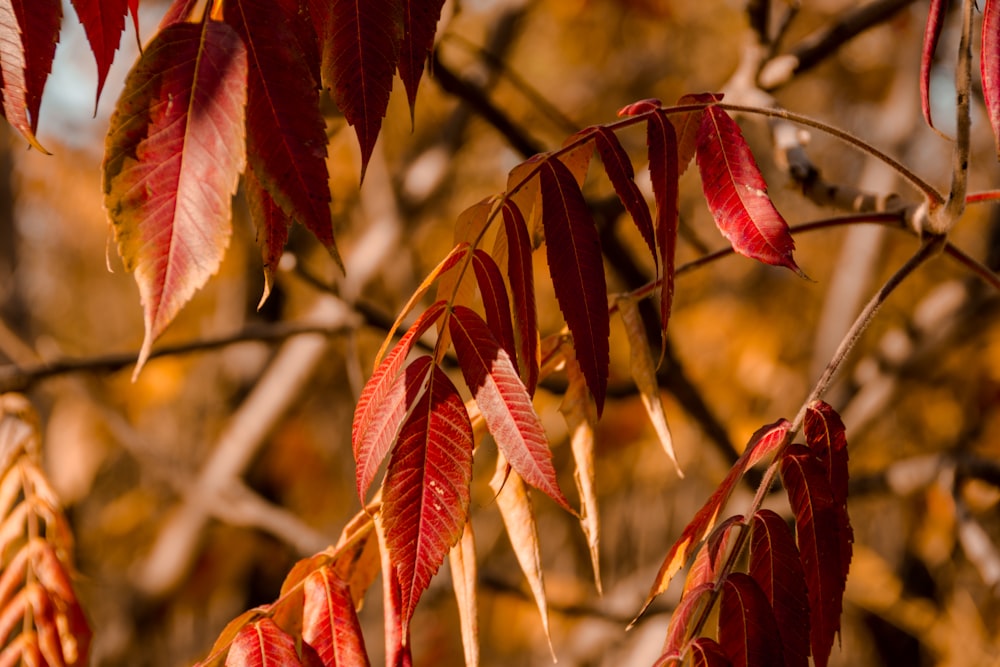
[804,401,853,580]
[353,301,447,502]
[593,126,656,269]
[718,573,784,667]
[506,154,543,243]
[559,347,602,593]
[317,0,403,178]
[382,363,474,633]
[646,111,680,345]
[539,157,610,414]
[683,515,742,591]
[375,515,413,667]
[302,568,371,667]
[472,249,518,370]
[449,305,572,512]
[780,444,847,667]
[635,419,789,620]
[749,509,810,667]
[689,638,733,667]
[398,0,446,116]
[126,0,139,42]
[244,167,290,308]
[69,0,129,107]
[449,521,479,667]
[659,582,714,658]
[981,0,1000,158]
[488,454,555,661]
[500,200,539,394]
[225,0,341,274]
[696,105,803,275]
[558,132,596,187]
[103,20,248,374]
[1,0,61,152]
[672,93,721,174]
[226,618,303,666]
[195,607,269,667]
[921,0,949,130]
[159,0,199,29]
[617,295,681,474]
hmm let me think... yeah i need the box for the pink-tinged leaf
[472,249,518,370]
[225,0,341,272]
[244,167,290,308]
[804,401,853,580]
[635,419,789,621]
[398,0,446,116]
[672,93,721,175]
[982,0,1000,158]
[539,157,610,415]
[302,568,371,667]
[921,0,949,130]
[353,354,432,505]
[780,444,847,667]
[646,111,680,351]
[103,21,248,374]
[1,0,60,152]
[500,200,539,394]
[718,573,784,667]
[449,305,572,512]
[684,515,741,591]
[226,618,303,666]
[68,0,128,106]
[690,638,733,667]
[318,0,403,178]
[660,582,714,658]
[593,126,656,267]
[617,97,661,117]
[696,106,803,275]
[488,454,555,661]
[375,516,413,667]
[749,509,810,667]
[382,363,474,634]
[448,522,479,667]
[159,0,199,29]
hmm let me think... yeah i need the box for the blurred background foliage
[1,0,999,664]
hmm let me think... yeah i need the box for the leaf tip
[618,98,662,117]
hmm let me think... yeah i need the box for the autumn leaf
[103,20,248,375]
[683,515,741,591]
[449,522,479,667]
[225,0,341,277]
[69,0,129,107]
[375,515,413,667]
[617,97,661,117]
[749,509,810,667]
[398,0,446,117]
[302,568,371,666]
[981,0,1000,158]
[804,400,853,580]
[660,582,714,659]
[382,362,474,634]
[921,0,949,130]
[449,305,572,512]
[718,573,784,667]
[672,92,720,174]
[316,0,403,178]
[500,201,539,394]
[472,249,518,370]
[696,105,803,275]
[226,618,303,666]
[244,167,290,307]
[646,111,680,342]
[539,157,610,415]
[689,638,733,667]
[1,0,61,152]
[780,444,847,667]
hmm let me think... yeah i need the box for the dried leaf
[449,521,479,667]
[539,157,610,414]
[226,618,303,666]
[449,306,572,512]
[103,20,248,374]
[718,573,784,667]
[696,105,803,275]
[302,568,371,666]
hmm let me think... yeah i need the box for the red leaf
[921,0,948,130]
[672,93,721,175]
[382,363,473,633]
[244,167,290,307]
[69,0,128,106]
[539,157,610,414]
[647,111,680,343]
[398,0,446,116]
[636,419,789,619]
[804,401,853,579]
[318,0,403,178]
[449,305,573,512]
[660,582,714,659]
[749,509,810,667]
[226,618,303,666]
[302,568,371,667]
[126,0,139,41]
[500,201,539,395]
[225,0,341,271]
[696,105,802,274]
[982,0,1000,158]
[593,127,656,269]
[684,515,742,591]
[376,517,413,667]
[103,20,248,374]
[353,302,447,502]
[718,573,784,667]
[1,0,61,152]
[780,444,847,667]
[690,638,733,667]
[472,249,518,370]
[617,97,661,117]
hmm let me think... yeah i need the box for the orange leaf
[449,521,479,667]
[226,618,303,666]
